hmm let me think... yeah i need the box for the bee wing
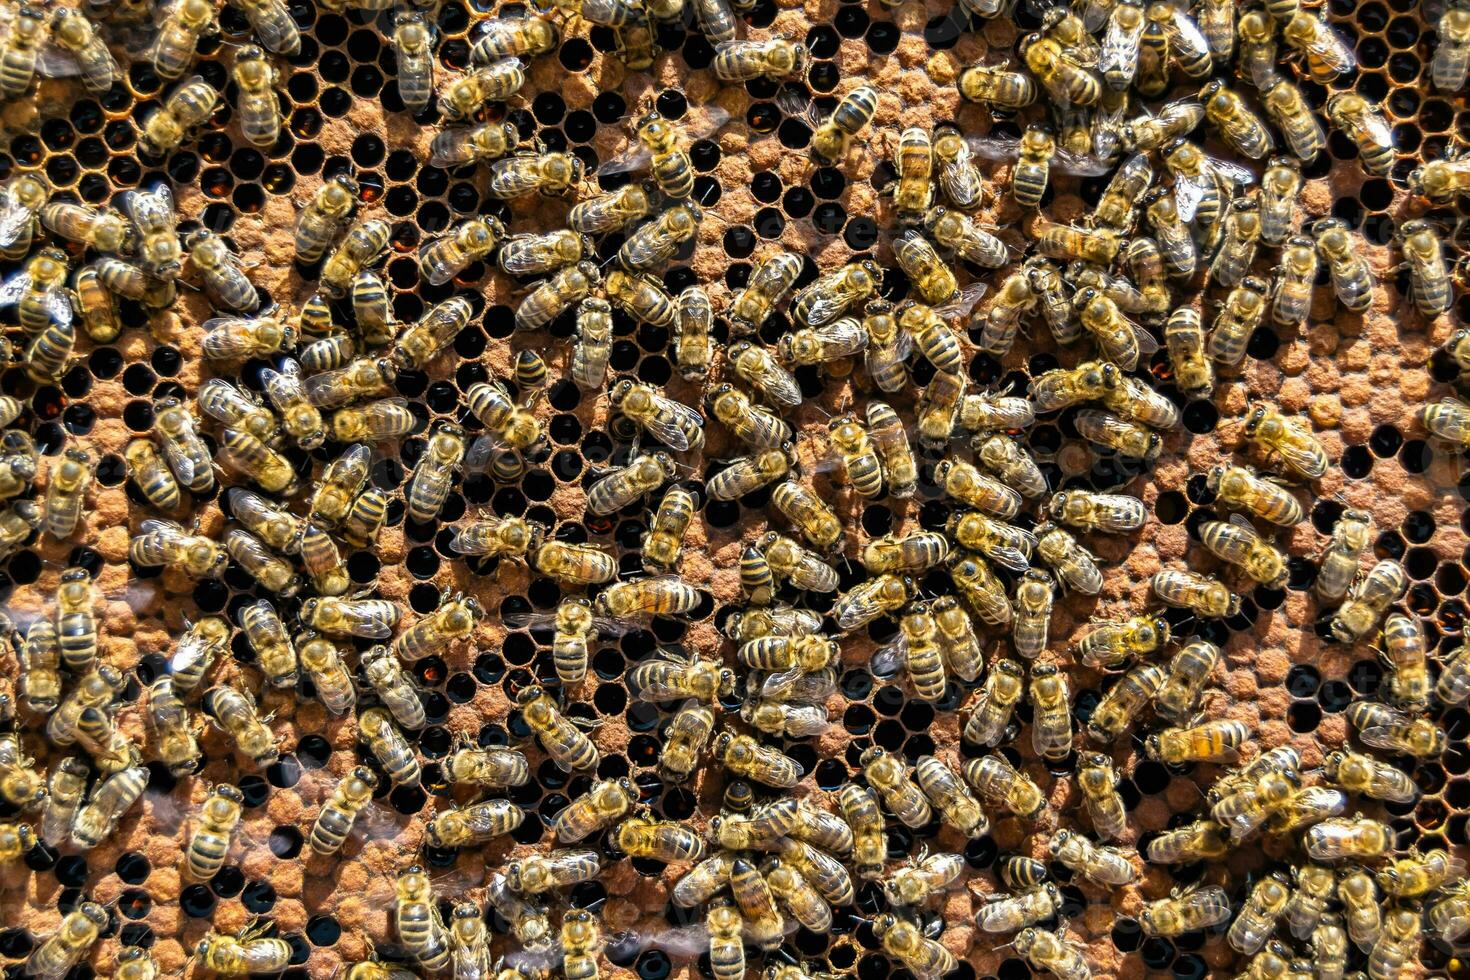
[0,200,32,250]
[595,144,653,177]
[751,360,803,409]
[936,281,989,319]
[1165,6,1211,53]
[501,610,561,632]
[1306,23,1356,71]
[1052,148,1115,176]
[780,704,831,737]
[760,665,804,699]
[1171,175,1209,222]
[1204,156,1257,189]
[156,434,198,486]
[36,47,84,80]
[638,395,704,452]
[1100,17,1144,77]
[1090,105,1127,163]
[0,272,33,307]
[987,546,1032,573]
[1127,317,1161,357]
[966,134,1022,162]
[1352,108,1394,150]
[463,434,500,473]
[776,87,821,129]
[1269,439,1330,480]
[870,636,909,678]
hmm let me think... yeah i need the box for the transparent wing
[156,436,197,486]
[36,47,83,79]
[1171,175,1209,222]
[639,395,704,452]
[1053,148,1115,176]
[966,134,1022,162]
[751,362,802,408]
[936,282,989,319]
[870,637,909,678]
[0,203,31,250]
[1205,156,1257,189]
[595,144,652,177]
[1129,319,1161,357]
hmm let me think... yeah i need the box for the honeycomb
[0,0,1465,976]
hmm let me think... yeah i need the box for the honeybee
[1430,882,1470,944]
[956,63,1036,109]
[1349,698,1445,758]
[805,85,878,165]
[436,57,524,120]
[1146,718,1250,765]
[1196,80,1273,161]
[913,755,988,837]
[1011,928,1089,980]
[779,316,869,367]
[1139,641,1216,725]
[0,248,73,338]
[219,427,299,495]
[489,149,584,199]
[1330,559,1408,644]
[394,866,449,971]
[293,174,360,264]
[612,815,706,863]
[792,261,882,330]
[139,76,220,156]
[429,120,519,168]
[1323,93,1394,179]
[1240,403,1327,483]
[516,685,598,771]
[318,218,391,298]
[1311,217,1376,313]
[1021,31,1101,106]
[1030,360,1120,413]
[402,422,463,524]
[1303,816,1392,862]
[224,45,283,149]
[129,518,228,578]
[523,261,606,332]
[1043,490,1143,535]
[328,399,415,445]
[974,270,1036,357]
[204,684,278,766]
[469,12,558,61]
[254,360,323,450]
[872,914,957,980]
[37,449,91,541]
[1024,662,1073,760]
[298,631,357,714]
[70,763,147,850]
[704,385,791,450]
[1049,829,1134,886]
[551,907,599,980]
[609,380,705,453]
[186,783,244,878]
[1141,885,1232,937]
[391,11,435,113]
[1096,0,1145,89]
[464,381,544,454]
[1379,612,1430,709]
[1266,235,1320,329]
[757,531,839,594]
[39,200,129,256]
[710,731,798,789]
[703,902,743,980]
[1202,279,1269,372]
[149,0,217,78]
[550,777,636,843]
[770,478,845,553]
[25,902,109,980]
[833,572,915,632]
[301,448,368,536]
[425,799,524,849]
[505,848,604,898]
[1397,218,1451,317]
[443,744,528,788]
[585,452,673,515]
[390,591,478,662]
[1144,820,1229,865]
[654,700,714,784]
[726,250,801,335]
[1227,872,1293,955]
[957,753,1041,820]
[565,298,615,391]
[1369,907,1421,980]
[723,342,799,411]
[1074,612,1168,670]
[356,647,420,731]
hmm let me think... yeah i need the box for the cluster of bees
[0,0,1463,972]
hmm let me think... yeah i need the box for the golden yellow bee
[1147,718,1250,764]
[425,799,524,849]
[1141,885,1232,937]
[1330,559,1408,644]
